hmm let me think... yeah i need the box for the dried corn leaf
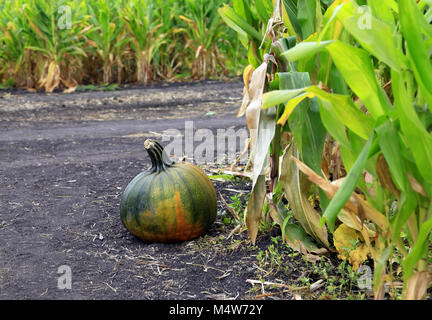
[237,64,255,118]
[407,173,428,197]
[292,156,389,232]
[244,61,268,163]
[246,174,266,244]
[62,78,78,94]
[337,208,376,238]
[245,104,276,244]
[40,61,61,93]
[403,271,429,300]
[243,60,277,244]
[260,0,284,48]
[279,143,330,249]
[376,154,400,198]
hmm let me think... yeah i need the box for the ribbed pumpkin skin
[120,161,217,243]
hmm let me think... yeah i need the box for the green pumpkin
[120,139,217,242]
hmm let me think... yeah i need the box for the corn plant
[178,0,233,79]
[223,0,432,299]
[85,0,128,84]
[0,2,31,87]
[21,0,87,92]
[151,0,184,80]
[122,0,166,84]
[219,0,331,247]
[0,0,244,90]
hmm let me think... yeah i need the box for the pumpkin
[120,139,217,242]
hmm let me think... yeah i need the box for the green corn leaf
[268,197,323,253]
[297,0,316,39]
[399,0,432,108]
[337,2,405,71]
[402,218,432,280]
[278,72,327,175]
[392,69,432,189]
[268,85,373,140]
[373,245,393,293]
[321,133,375,231]
[318,2,344,43]
[282,0,302,36]
[368,0,396,26]
[262,88,305,109]
[392,187,417,243]
[326,41,390,119]
[306,86,374,140]
[375,119,408,191]
[318,99,351,149]
[283,40,334,62]
[375,118,419,240]
[254,0,273,24]
[233,0,255,26]
[218,5,263,43]
[282,222,321,252]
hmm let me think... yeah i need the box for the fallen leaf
[333,224,370,271]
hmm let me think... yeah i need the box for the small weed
[300,276,310,286]
[254,243,289,282]
[229,194,243,213]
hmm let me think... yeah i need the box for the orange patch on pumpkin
[174,190,184,233]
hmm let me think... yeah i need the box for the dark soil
[0,80,371,300]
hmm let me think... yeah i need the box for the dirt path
[0,80,272,300]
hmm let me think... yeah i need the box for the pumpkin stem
[144,139,174,172]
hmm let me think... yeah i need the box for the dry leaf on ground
[333,223,370,271]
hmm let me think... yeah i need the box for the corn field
[0,0,245,92]
[220,0,432,299]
